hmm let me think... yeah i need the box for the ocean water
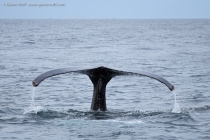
[0,19,210,139]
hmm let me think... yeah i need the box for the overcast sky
[1,0,210,19]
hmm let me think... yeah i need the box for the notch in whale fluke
[32,66,174,111]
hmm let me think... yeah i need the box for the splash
[172,91,181,113]
[23,87,44,114]
[31,86,36,107]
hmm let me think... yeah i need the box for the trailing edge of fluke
[32,66,174,111]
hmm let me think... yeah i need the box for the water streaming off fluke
[172,91,181,113]
[23,87,44,114]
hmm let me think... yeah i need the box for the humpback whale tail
[32,66,174,111]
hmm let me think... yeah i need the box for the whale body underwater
[32,66,174,111]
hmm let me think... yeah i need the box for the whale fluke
[32,66,174,111]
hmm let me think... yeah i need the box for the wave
[22,107,170,120]
[181,105,210,113]
[20,104,210,122]
[1,105,209,127]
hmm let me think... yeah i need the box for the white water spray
[31,87,36,107]
[23,87,44,114]
[172,91,181,113]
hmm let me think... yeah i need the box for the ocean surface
[0,19,210,139]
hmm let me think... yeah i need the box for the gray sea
[0,19,210,139]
